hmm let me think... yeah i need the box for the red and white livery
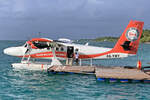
[3,20,144,70]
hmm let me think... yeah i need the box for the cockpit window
[32,41,49,49]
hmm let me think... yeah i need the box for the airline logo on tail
[126,27,139,41]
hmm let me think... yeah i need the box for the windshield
[24,43,27,47]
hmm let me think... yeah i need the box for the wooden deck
[95,67,150,80]
[48,65,150,81]
[48,65,95,74]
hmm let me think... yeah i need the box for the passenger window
[61,47,64,51]
[56,47,59,51]
[47,47,51,50]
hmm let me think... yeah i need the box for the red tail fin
[111,20,144,55]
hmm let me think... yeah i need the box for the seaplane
[3,20,144,70]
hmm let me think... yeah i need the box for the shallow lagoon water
[0,40,150,100]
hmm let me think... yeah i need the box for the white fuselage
[3,42,130,60]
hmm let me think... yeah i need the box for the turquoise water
[1,40,150,100]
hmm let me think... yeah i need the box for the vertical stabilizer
[111,20,144,55]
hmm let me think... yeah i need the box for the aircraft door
[67,46,74,58]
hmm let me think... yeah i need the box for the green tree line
[94,29,150,43]
[140,29,150,43]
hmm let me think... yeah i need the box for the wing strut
[50,46,62,66]
[21,43,32,63]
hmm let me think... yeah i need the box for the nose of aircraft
[3,48,10,55]
[3,48,14,55]
[3,47,25,56]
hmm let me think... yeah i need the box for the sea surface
[0,40,150,100]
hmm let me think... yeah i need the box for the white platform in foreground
[12,62,52,71]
